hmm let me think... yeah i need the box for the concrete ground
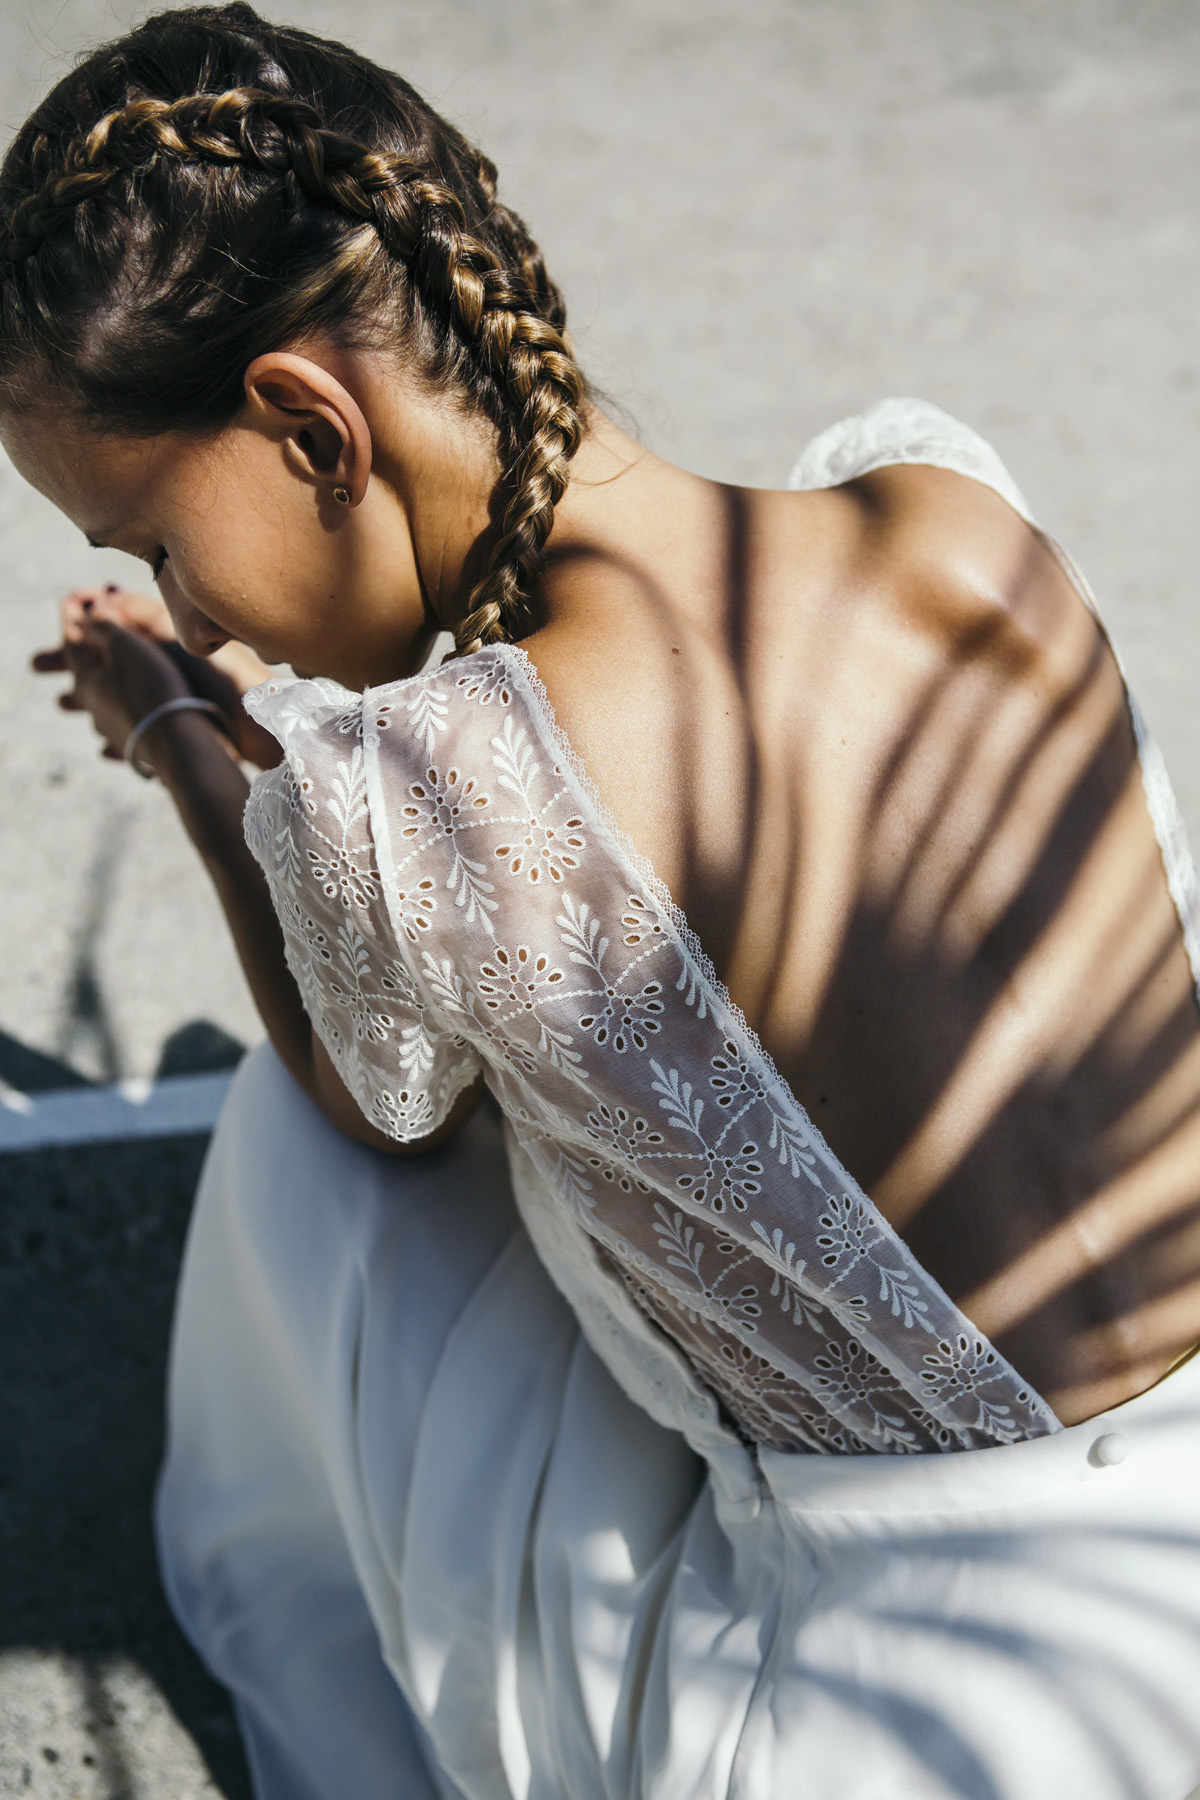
[1,0,1199,1791]
[0,1136,251,1799]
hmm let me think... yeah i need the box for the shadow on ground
[0,1027,252,1798]
[0,1020,247,1095]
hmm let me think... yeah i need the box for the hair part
[0,3,590,653]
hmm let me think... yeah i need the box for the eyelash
[151,548,169,581]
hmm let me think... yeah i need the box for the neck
[533,413,725,633]
[354,348,725,645]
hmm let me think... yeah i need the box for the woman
[7,5,1200,1796]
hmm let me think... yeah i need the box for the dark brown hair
[0,3,590,653]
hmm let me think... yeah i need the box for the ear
[242,352,373,504]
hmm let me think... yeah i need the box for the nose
[174,601,231,658]
[182,624,232,657]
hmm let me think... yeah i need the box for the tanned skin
[10,345,1200,1427]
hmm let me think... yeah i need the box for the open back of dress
[241,398,1200,1457]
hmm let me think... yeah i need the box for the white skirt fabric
[157,1044,1200,1800]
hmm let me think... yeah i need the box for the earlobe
[243,351,372,505]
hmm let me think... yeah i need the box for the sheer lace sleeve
[242,676,483,1142]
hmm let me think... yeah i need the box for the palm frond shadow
[568,474,1200,1783]
[636,477,1200,1409]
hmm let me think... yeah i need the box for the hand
[32,585,283,769]
[32,588,192,764]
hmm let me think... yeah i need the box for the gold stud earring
[333,485,351,505]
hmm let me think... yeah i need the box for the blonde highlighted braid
[0,6,589,655]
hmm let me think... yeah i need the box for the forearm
[143,710,472,1152]
[144,710,317,1085]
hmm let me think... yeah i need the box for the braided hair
[0,4,590,654]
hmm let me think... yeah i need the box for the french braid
[0,6,590,654]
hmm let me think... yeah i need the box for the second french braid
[0,7,591,654]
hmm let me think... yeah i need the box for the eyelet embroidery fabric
[242,396,1200,1459]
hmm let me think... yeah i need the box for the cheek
[173,505,334,656]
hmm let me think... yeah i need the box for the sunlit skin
[9,341,1200,1426]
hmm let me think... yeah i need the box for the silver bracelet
[123,696,225,778]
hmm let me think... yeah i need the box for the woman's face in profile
[0,392,439,690]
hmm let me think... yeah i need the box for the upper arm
[310,1033,484,1154]
[242,678,486,1148]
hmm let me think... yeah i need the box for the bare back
[528,438,1200,1426]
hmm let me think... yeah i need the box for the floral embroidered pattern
[242,688,481,1145]
[244,641,1060,1456]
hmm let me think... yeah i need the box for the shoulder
[244,653,526,779]
[839,457,1096,698]
[244,672,364,748]
[789,396,1037,521]
[793,396,1092,689]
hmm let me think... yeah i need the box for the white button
[1092,1432,1129,1467]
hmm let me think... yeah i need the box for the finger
[115,589,175,637]
[31,648,69,672]
[88,590,132,622]
[57,692,85,711]
[101,744,123,760]
[61,594,94,642]
[72,584,171,639]
[80,608,118,633]
[63,586,113,630]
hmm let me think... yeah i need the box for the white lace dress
[157,402,1200,1800]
